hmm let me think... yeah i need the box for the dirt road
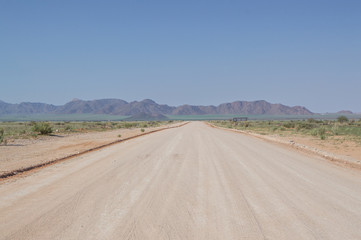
[1,122,361,239]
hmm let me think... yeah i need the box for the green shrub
[32,122,53,135]
[141,128,145,132]
[0,128,4,143]
[337,116,349,123]
[318,127,326,134]
[283,122,295,128]
[318,127,326,140]
[296,122,314,130]
[311,127,327,139]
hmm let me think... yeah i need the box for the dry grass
[211,119,361,142]
[0,120,174,143]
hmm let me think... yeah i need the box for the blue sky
[1,0,360,113]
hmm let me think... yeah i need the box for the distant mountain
[175,100,312,115]
[55,98,129,114]
[125,112,169,121]
[337,110,353,115]
[0,99,314,116]
[0,100,57,115]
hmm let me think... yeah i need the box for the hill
[0,99,314,116]
[337,110,353,115]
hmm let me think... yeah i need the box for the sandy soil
[0,122,184,176]
[208,123,361,169]
[279,134,361,161]
[1,122,361,239]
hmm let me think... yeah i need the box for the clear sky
[1,0,360,113]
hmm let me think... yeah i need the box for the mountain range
[0,99,313,116]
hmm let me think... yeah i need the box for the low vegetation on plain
[211,116,361,142]
[0,120,174,143]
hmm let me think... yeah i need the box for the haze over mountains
[0,99,313,116]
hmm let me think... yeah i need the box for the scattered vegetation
[211,119,361,141]
[141,128,145,132]
[0,120,173,140]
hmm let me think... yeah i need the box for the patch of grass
[296,122,315,130]
[310,129,318,136]
[30,133,38,138]
[331,125,339,135]
[122,122,139,128]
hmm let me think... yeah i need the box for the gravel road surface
[1,122,361,239]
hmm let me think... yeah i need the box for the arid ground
[1,122,361,239]
[0,122,184,176]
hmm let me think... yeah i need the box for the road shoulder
[206,122,361,170]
